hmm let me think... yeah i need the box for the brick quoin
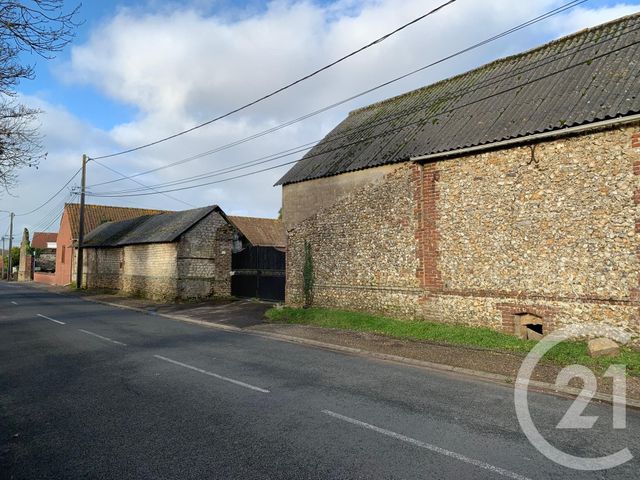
[413,163,443,291]
[632,132,640,148]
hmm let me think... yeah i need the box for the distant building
[32,232,58,272]
[227,216,286,252]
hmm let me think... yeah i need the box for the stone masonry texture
[84,210,233,302]
[287,123,640,341]
[177,210,233,299]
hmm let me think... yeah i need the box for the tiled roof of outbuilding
[227,216,286,247]
[277,13,640,185]
[64,203,169,239]
[83,206,220,247]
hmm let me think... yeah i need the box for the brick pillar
[413,163,443,291]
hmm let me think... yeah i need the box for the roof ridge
[64,202,168,211]
[349,11,639,116]
[229,215,281,221]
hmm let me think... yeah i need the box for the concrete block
[588,338,620,358]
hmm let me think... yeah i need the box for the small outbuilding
[82,206,234,301]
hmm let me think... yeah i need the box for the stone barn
[278,14,640,340]
[82,206,234,301]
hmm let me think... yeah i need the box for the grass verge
[266,307,640,376]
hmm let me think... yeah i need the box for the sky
[1,0,640,239]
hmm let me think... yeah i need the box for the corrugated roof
[65,203,169,239]
[31,232,57,249]
[277,13,640,186]
[83,206,220,248]
[227,216,286,247]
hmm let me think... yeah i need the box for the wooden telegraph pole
[7,212,14,281]
[75,154,88,289]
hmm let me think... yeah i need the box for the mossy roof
[277,12,640,185]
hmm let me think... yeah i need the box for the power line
[30,194,72,232]
[87,33,639,198]
[90,159,197,208]
[89,13,628,197]
[90,142,318,194]
[86,0,590,188]
[89,1,458,160]
[39,197,75,232]
[14,167,83,217]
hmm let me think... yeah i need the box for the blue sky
[3,0,640,235]
[20,0,633,130]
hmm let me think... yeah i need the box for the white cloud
[545,3,640,36]
[4,0,639,236]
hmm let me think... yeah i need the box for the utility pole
[1,235,5,280]
[7,212,14,281]
[76,154,88,289]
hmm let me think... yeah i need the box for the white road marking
[153,355,270,393]
[11,301,18,305]
[37,314,65,325]
[79,329,127,346]
[322,410,531,480]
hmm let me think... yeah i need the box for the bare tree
[0,0,80,192]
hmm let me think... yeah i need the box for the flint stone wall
[83,210,234,302]
[177,210,233,299]
[85,247,123,290]
[287,122,640,340]
[287,165,422,318]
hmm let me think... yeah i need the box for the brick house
[52,203,167,286]
[278,14,640,340]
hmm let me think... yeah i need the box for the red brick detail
[635,153,640,306]
[413,163,443,291]
[632,132,640,148]
[496,303,557,335]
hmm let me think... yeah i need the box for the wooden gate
[231,246,285,301]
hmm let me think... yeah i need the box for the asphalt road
[1,282,638,479]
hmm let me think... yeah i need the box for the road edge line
[49,288,640,410]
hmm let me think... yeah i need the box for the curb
[76,293,640,409]
[16,280,634,410]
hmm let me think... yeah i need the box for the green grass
[266,307,640,376]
